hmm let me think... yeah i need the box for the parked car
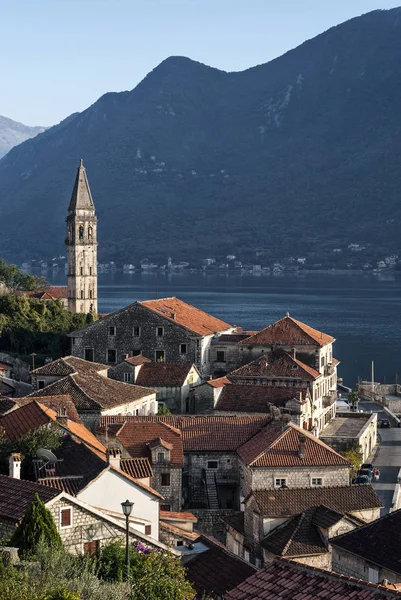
[361,463,374,472]
[357,469,372,481]
[380,419,391,428]
[353,475,370,484]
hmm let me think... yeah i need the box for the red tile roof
[207,376,231,388]
[185,534,257,599]
[125,354,152,366]
[239,315,334,348]
[225,558,401,599]
[230,351,320,381]
[16,395,81,422]
[32,356,108,376]
[248,485,382,518]
[112,421,184,467]
[121,457,153,479]
[160,510,197,522]
[135,362,197,387]
[237,423,351,467]
[101,415,271,452]
[216,384,309,413]
[139,297,233,336]
[21,286,68,300]
[0,475,60,522]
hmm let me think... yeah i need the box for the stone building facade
[66,159,98,314]
[69,297,234,376]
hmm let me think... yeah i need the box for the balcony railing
[324,363,336,377]
[323,392,337,408]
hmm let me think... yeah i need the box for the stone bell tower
[66,159,98,314]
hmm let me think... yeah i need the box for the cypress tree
[11,493,62,556]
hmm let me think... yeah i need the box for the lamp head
[121,499,134,517]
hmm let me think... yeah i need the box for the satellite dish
[36,448,58,463]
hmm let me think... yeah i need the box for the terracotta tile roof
[21,286,68,300]
[239,315,334,348]
[160,510,197,522]
[160,520,199,541]
[225,558,401,599]
[139,297,233,336]
[39,476,85,496]
[100,415,271,453]
[109,465,164,499]
[213,333,255,343]
[112,421,184,467]
[45,286,68,299]
[207,376,231,388]
[331,509,401,576]
[216,385,309,412]
[0,474,60,521]
[261,508,329,557]
[249,485,382,518]
[125,354,152,366]
[148,437,174,451]
[230,351,320,381]
[135,362,197,387]
[16,395,81,422]
[237,422,351,467]
[185,534,257,599]
[29,371,156,411]
[0,398,18,415]
[121,457,153,479]
[32,356,108,377]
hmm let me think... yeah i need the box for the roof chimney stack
[291,347,297,360]
[299,434,306,459]
[56,408,68,426]
[9,453,21,479]
[107,447,121,470]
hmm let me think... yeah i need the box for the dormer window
[158,452,165,463]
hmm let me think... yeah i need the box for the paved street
[359,400,401,514]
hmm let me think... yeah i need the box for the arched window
[80,290,84,299]
[88,226,93,239]
[79,225,84,240]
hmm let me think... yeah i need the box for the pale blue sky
[1,0,399,125]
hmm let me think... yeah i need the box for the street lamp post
[121,499,134,580]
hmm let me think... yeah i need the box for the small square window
[133,327,141,337]
[145,525,151,536]
[274,478,287,488]
[216,350,225,363]
[179,343,187,355]
[158,452,165,463]
[311,477,323,486]
[107,349,117,363]
[207,461,218,469]
[156,327,164,337]
[109,326,116,336]
[161,504,171,512]
[60,507,72,528]
[161,473,170,486]
[38,380,45,390]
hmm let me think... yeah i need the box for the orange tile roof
[121,457,153,479]
[239,315,334,348]
[225,557,401,599]
[216,385,309,413]
[207,376,231,388]
[32,356,108,376]
[139,297,233,336]
[230,352,320,381]
[160,510,197,521]
[16,395,81,422]
[237,422,351,467]
[125,354,152,366]
[114,421,184,466]
[136,362,197,387]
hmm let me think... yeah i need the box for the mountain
[0,116,46,159]
[1,8,401,265]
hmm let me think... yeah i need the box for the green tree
[0,259,45,292]
[96,540,196,600]
[157,405,172,416]
[342,446,363,476]
[348,390,359,411]
[10,493,62,556]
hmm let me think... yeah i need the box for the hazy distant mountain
[1,8,401,264]
[0,116,46,159]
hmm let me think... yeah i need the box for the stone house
[0,474,173,555]
[192,376,230,413]
[320,412,378,463]
[110,358,202,413]
[28,356,157,429]
[17,286,68,309]
[237,422,352,502]
[211,331,257,377]
[97,420,184,512]
[239,485,382,567]
[68,296,235,376]
[332,509,401,585]
[224,557,401,600]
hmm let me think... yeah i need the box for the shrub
[10,494,62,556]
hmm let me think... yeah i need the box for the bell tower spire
[66,159,98,314]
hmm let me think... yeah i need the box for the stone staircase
[205,470,219,509]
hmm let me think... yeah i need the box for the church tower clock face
[66,159,98,315]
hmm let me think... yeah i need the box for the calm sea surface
[48,271,401,388]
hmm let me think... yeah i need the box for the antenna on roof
[36,448,58,471]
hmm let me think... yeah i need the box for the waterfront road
[359,400,401,514]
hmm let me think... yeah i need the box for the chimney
[299,434,306,459]
[107,448,121,470]
[9,453,21,479]
[56,408,68,426]
[291,347,297,360]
